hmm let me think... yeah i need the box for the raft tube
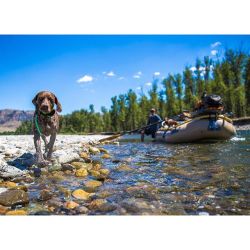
[120,115,236,143]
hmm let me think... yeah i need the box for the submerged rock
[75,168,88,177]
[6,209,27,215]
[38,189,53,201]
[99,148,109,154]
[0,181,17,188]
[76,206,89,214]
[0,189,29,207]
[116,164,133,172]
[88,199,116,212]
[0,204,8,215]
[101,154,111,159]
[84,180,103,192]
[64,201,79,209]
[72,189,91,200]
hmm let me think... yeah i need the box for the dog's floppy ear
[53,94,62,112]
[32,93,39,106]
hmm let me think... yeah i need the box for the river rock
[99,168,110,176]
[79,152,91,163]
[75,168,88,177]
[72,189,91,200]
[99,148,109,154]
[0,189,29,206]
[53,149,80,164]
[64,201,79,209]
[88,199,116,212]
[88,170,107,181]
[102,154,111,159]
[121,198,155,214]
[76,206,89,214]
[61,163,75,172]
[48,163,62,172]
[0,162,25,178]
[6,209,27,215]
[71,161,90,170]
[84,180,103,192]
[89,146,100,154]
[0,204,8,215]
[47,197,63,208]
[116,164,133,172]
[0,181,17,188]
[39,189,53,201]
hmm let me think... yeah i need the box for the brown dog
[32,91,62,167]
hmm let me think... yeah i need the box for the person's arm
[147,116,151,125]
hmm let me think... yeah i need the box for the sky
[0,35,250,114]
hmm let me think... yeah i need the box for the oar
[99,120,164,143]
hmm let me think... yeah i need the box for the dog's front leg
[34,133,49,167]
[46,132,56,161]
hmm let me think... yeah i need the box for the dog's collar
[39,109,56,117]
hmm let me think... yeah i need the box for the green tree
[173,73,183,113]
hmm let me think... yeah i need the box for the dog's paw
[37,160,50,168]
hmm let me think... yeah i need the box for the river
[22,130,249,215]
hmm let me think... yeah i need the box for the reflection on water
[26,130,250,215]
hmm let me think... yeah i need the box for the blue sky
[0,35,249,114]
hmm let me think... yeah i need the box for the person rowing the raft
[141,108,162,141]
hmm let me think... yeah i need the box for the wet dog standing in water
[32,91,62,167]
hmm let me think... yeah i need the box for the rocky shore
[0,134,115,215]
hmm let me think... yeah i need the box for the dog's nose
[41,105,49,112]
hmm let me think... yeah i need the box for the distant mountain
[0,109,34,132]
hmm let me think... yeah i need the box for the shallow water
[19,131,250,215]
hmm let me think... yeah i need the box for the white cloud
[145,82,152,86]
[106,71,115,77]
[133,71,142,79]
[211,41,221,48]
[118,76,125,80]
[136,86,142,90]
[190,66,196,72]
[77,75,93,83]
[133,74,141,79]
[153,71,161,76]
[211,50,218,56]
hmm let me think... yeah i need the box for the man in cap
[141,108,162,141]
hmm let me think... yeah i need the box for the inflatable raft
[120,115,236,143]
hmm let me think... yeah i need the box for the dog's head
[32,91,62,113]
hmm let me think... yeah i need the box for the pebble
[79,152,91,163]
[6,209,27,215]
[101,154,111,159]
[75,168,88,177]
[0,181,17,188]
[61,163,75,172]
[0,189,29,207]
[88,199,116,212]
[76,206,89,214]
[99,148,109,154]
[65,201,79,209]
[198,212,210,216]
[39,189,53,201]
[72,189,91,200]
[116,164,133,172]
[71,162,89,170]
[84,180,103,192]
[89,146,100,154]
[0,204,8,215]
